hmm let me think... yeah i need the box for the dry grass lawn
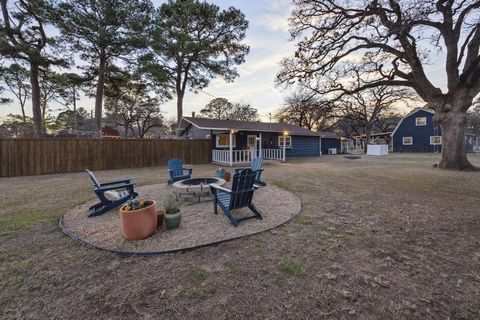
[1,153,479,319]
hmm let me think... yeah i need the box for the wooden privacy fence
[0,139,212,178]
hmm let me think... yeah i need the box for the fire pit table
[172,177,226,202]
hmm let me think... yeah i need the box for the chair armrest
[100,179,132,186]
[234,167,249,172]
[209,183,231,194]
[97,183,135,191]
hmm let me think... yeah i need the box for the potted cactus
[120,199,157,240]
[164,195,182,229]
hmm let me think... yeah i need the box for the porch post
[282,131,287,162]
[229,130,233,166]
[319,136,322,156]
[259,133,262,158]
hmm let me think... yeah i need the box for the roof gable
[180,117,338,138]
[391,108,435,136]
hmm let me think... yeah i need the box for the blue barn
[178,116,341,165]
[390,108,477,152]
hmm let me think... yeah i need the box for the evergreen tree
[52,0,153,137]
[147,0,249,124]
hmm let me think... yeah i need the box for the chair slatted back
[251,157,262,172]
[86,169,101,189]
[168,158,183,176]
[230,169,256,209]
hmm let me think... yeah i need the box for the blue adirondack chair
[86,169,138,217]
[210,169,262,227]
[168,158,192,183]
[234,157,266,186]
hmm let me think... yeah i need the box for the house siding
[392,110,441,153]
[210,131,342,157]
[321,138,341,155]
[285,136,320,157]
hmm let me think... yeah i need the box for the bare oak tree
[277,0,480,170]
[275,89,335,131]
[340,86,415,151]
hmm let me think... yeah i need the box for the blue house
[389,108,477,152]
[178,116,341,165]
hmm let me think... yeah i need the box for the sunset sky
[2,0,456,122]
[1,0,295,122]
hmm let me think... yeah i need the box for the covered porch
[212,130,287,166]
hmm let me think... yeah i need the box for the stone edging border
[58,189,302,256]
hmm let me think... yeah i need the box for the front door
[247,135,257,158]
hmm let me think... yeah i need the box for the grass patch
[278,260,303,275]
[0,211,58,233]
[271,179,294,190]
[181,287,203,299]
[297,214,314,225]
[205,283,217,294]
[0,259,30,289]
[188,267,206,281]
[225,263,249,276]
[255,247,266,260]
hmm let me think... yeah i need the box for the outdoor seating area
[60,180,301,254]
[60,157,300,253]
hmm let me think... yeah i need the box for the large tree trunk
[93,55,107,138]
[176,89,184,126]
[363,125,372,153]
[434,108,476,170]
[30,63,44,137]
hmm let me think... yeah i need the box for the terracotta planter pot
[165,211,182,229]
[120,201,158,240]
[223,172,231,182]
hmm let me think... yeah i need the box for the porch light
[229,128,238,134]
[283,130,288,136]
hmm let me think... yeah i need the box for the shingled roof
[180,117,338,139]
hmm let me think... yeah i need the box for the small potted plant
[120,199,157,240]
[164,195,182,229]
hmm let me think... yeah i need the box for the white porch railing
[212,149,284,165]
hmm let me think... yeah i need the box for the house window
[430,136,442,145]
[278,136,292,148]
[216,134,235,148]
[416,117,427,126]
[402,137,413,145]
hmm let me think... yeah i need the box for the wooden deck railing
[212,148,284,165]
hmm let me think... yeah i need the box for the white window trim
[415,117,427,126]
[402,137,413,145]
[278,135,292,148]
[216,134,236,148]
[430,136,442,145]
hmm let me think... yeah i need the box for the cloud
[255,14,290,32]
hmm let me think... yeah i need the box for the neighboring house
[101,126,121,139]
[178,116,341,165]
[390,108,477,152]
